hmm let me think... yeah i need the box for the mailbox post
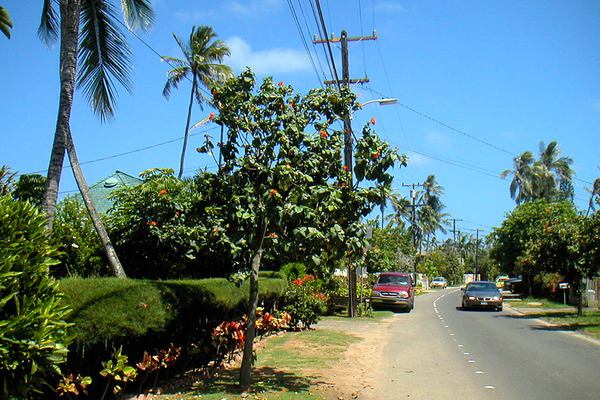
[559,282,570,305]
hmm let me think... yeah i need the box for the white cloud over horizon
[225,36,312,75]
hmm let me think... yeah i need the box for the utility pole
[402,183,425,277]
[474,228,484,280]
[449,218,463,255]
[314,30,376,318]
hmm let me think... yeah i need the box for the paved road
[365,288,600,400]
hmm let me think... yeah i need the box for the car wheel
[496,305,503,312]
[462,300,469,310]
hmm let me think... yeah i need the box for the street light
[360,98,398,107]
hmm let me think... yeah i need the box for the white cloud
[225,0,283,17]
[225,36,311,75]
[425,130,452,148]
[375,1,408,13]
[406,151,430,167]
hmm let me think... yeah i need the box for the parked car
[461,281,503,311]
[495,275,510,288]
[430,276,448,289]
[370,272,415,312]
[503,277,523,293]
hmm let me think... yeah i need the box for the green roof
[78,170,142,215]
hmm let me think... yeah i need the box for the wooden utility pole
[314,30,376,318]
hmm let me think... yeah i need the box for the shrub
[52,196,109,278]
[0,196,73,399]
[282,275,327,329]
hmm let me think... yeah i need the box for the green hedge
[59,273,287,346]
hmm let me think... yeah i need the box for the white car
[431,276,448,289]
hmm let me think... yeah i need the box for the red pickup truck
[370,272,415,312]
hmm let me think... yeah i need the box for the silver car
[431,276,447,289]
[461,281,503,311]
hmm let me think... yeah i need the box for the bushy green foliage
[364,223,413,272]
[59,274,286,346]
[0,196,73,399]
[282,275,327,329]
[52,196,108,277]
[419,250,464,284]
[107,168,237,279]
[12,173,46,206]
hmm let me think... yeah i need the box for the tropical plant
[501,141,574,205]
[0,196,73,399]
[282,275,327,329]
[12,173,47,206]
[162,25,233,179]
[99,346,138,399]
[38,0,155,278]
[53,196,108,277]
[0,164,16,195]
[194,69,404,389]
[501,150,536,204]
[0,6,12,39]
[584,174,600,216]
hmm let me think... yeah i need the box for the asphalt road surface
[367,288,600,400]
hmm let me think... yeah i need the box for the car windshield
[467,283,497,291]
[378,275,409,286]
[433,278,445,282]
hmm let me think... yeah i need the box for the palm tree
[38,0,154,278]
[501,151,536,204]
[162,26,233,179]
[0,165,16,195]
[0,6,12,39]
[585,175,600,216]
[535,141,575,202]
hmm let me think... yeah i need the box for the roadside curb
[505,302,600,346]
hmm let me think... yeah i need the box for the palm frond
[163,66,190,99]
[37,0,58,45]
[78,0,133,122]
[120,0,154,33]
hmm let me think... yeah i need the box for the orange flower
[320,130,328,138]
[150,221,157,226]
[269,189,278,196]
[278,81,284,87]
[340,182,346,188]
[371,117,376,125]
[269,232,277,238]
[280,104,284,109]
[342,165,348,170]
[209,112,215,120]
[159,189,168,194]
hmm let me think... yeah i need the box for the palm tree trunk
[64,127,127,278]
[239,215,268,390]
[41,0,126,278]
[42,0,80,230]
[178,75,197,179]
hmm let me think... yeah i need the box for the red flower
[212,89,217,95]
[320,130,328,138]
[159,189,167,194]
[150,221,157,226]
[209,112,215,120]
[269,189,278,196]
[268,232,277,239]
[371,117,376,125]
[342,165,348,170]
[278,81,284,87]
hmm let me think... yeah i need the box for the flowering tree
[195,69,405,389]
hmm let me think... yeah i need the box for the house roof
[81,170,142,214]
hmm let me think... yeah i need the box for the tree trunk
[178,75,197,179]
[64,127,127,278]
[40,0,126,278]
[42,0,80,230]
[239,216,268,390]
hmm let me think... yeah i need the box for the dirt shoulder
[309,315,395,400]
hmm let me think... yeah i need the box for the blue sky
[1,0,599,240]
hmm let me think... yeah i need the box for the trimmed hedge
[59,273,287,346]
